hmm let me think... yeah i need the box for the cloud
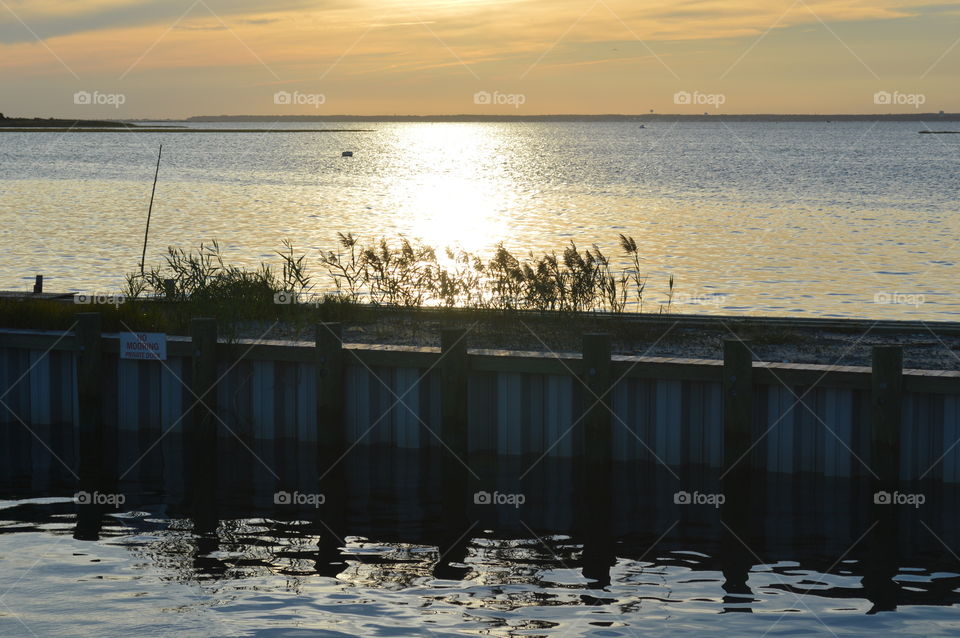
[0,0,335,44]
[0,0,941,47]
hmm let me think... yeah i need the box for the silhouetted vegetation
[123,232,671,316]
[0,234,676,337]
[316,232,669,314]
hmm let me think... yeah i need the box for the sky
[0,0,957,117]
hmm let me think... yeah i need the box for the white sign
[120,332,167,361]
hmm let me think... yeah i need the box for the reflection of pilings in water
[863,503,899,613]
[720,473,755,613]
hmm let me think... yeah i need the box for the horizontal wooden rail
[0,327,958,394]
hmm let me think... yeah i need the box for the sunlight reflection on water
[1,121,957,318]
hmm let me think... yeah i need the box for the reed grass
[43,232,679,335]
[316,233,669,315]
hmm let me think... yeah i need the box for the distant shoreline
[4,114,959,127]
[0,117,136,128]
[183,113,960,123]
[0,128,373,133]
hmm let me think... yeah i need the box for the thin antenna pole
[140,144,163,276]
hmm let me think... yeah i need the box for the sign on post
[120,332,167,361]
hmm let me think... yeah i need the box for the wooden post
[721,338,754,544]
[872,346,902,488]
[76,313,103,478]
[867,348,902,613]
[316,323,344,469]
[441,328,469,516]
[723,339,753,478]
[163,279,175,299]
[582,334,613,469]
[190,318,218,417]
[580,333,614,587]
[185,318,218,514]
[32,275,43,294]
[188,318,218,468]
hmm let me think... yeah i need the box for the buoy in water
[342,151,354,157]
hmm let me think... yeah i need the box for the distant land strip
[0,128,373,133]
[0,117,129,128]
[183,113,960,123]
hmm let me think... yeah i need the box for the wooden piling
[32,275,43,294]
[76,313,103,478]
[440,328,469,516]
[579,333,614,585]
[316,323,345,470]
[723,339,753,477]
[190,318,218,418]
[867,347,903,613]
[872,346,903,487]
[187,318,218,477]
[582,334,613,469]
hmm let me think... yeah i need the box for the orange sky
[1,0,957,117]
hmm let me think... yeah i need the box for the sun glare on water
[390,123,513,257]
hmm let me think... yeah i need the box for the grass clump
[0,232,676,337]
[318,232,670,315]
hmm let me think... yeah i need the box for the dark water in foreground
[1,433,960,637]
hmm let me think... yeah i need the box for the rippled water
[1,121,958,318]
[2,434,960,637]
